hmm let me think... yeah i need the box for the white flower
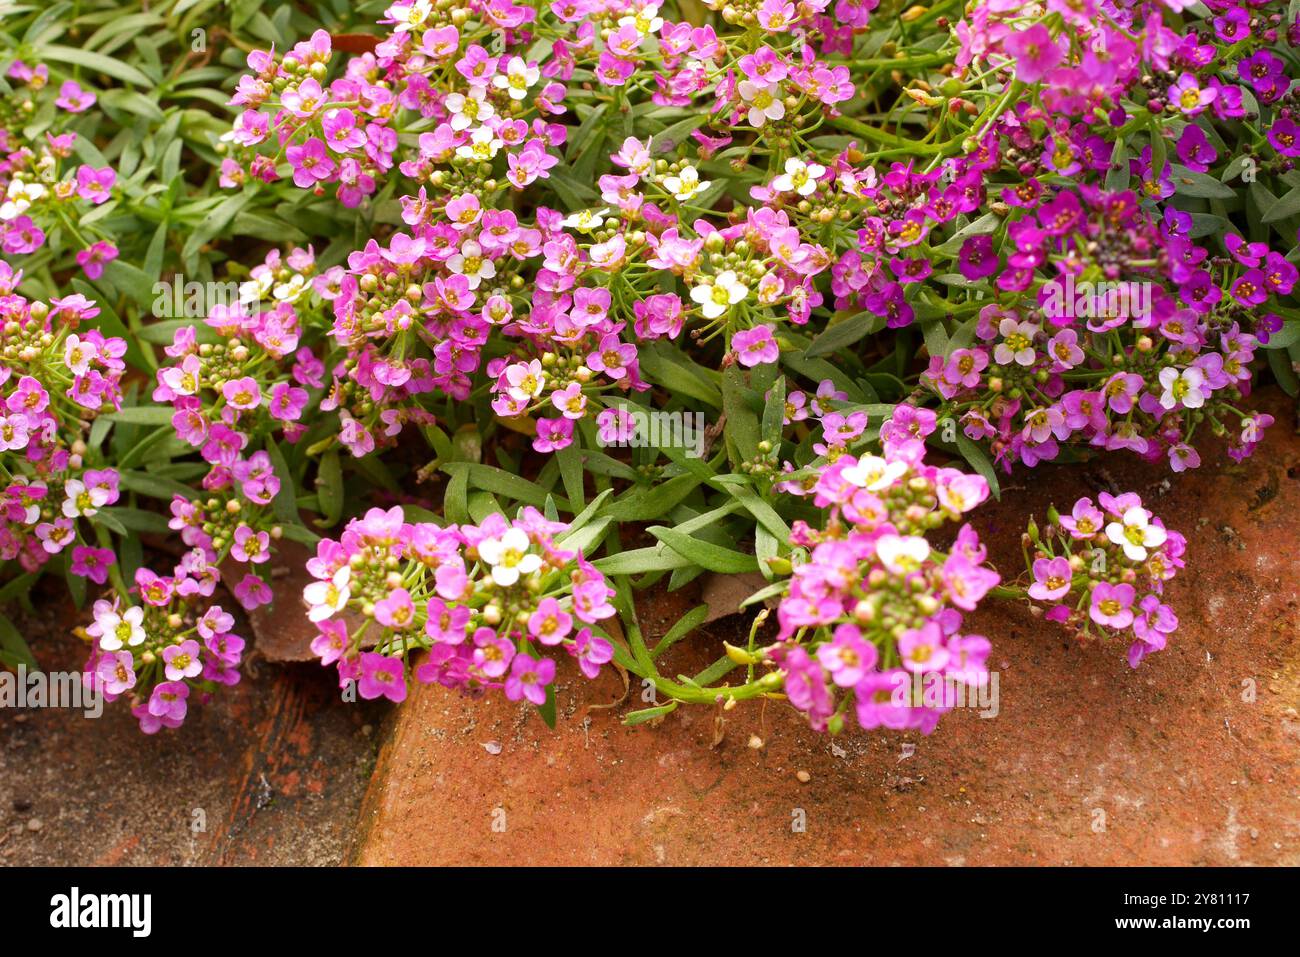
[96,605,146,652]
[1105,507,1167,562]
[478,527,542,587]
[505,359,546,403]
[689,270,748,319]
[304,567,351,622]
[993,317,1039,366]
[0,177,46,221]
[64,334,97,376]
[772,158,825,197]
[444,88,495,132]
[17,481,44,524]
[273,274,309,303]
[737,80,786,128]
[446,240,496,290]
[455,127,503,162]
[560,208,609,234]
[661,165,708,202]
[618,3,664,35]
[875,534,931,574]
[389,0,432,32]
[493,56,539,101]
[841,455,908,492]
[61,479,108,519]
[1157,366,1206,410]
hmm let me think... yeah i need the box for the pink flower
[374,588,416,630]
[569,628,612,679]
[1089,582,1136,629]
[816,623,878,687]
[222,377,262,410]
[357,652,407,702]
[95,651,137,696]
[231,525,270,564]
[148,681,190,722]
[732,324,780,367]
[504,652,554,705]
[1028,557,1072,601]
[532,417,573,452]
[527,597,572,646]
[75,241,118,280]
[162,640,204,681]
[56,80,97,112]
[75,165,116,204]
[898,622,950,673]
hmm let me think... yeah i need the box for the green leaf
[761,375,786,449]
[37,44,152,86]
[647,525,759,574]
[1171,165,1236,200]
[651,604,708,658]
[0,612,37,671]
[316,449,344,527]
[955,433,1001,500]
[623,700,678,725]
[266,440,302,526]
[803,311,884,358]
[105,406,173,425]
[1261,185,1300,224]
[537,684,557,729]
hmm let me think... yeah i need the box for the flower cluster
[0,269,126,577]
[82,549,245,733]
[304,506,615,705]
[1023,492,1184,668]
[766,407,998,735]
[1,62,117,272]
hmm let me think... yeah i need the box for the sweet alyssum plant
[0,0,1295,734]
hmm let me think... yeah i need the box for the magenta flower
[1002,24,1061,83]
[70,545,115,585]
[854,670,912,730]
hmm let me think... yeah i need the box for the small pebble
[795,770,811,783]
[747,735,764,750]
[26,819,42,832]
[482,741,503,755]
